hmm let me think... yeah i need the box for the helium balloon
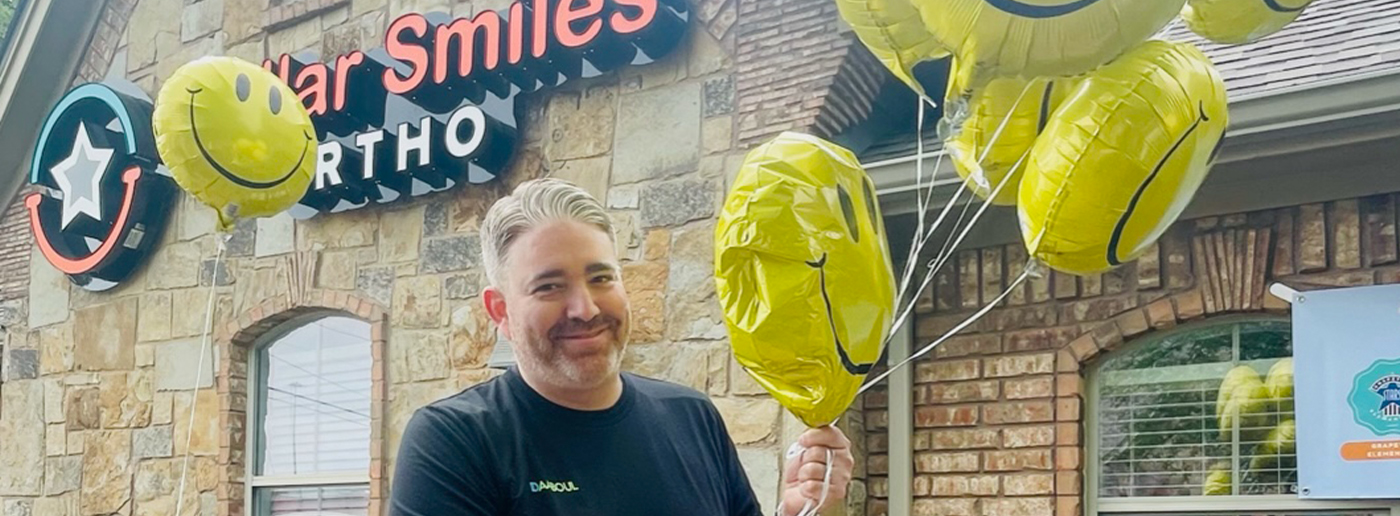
[909,0,1185,80]
[154,56,316,230]
[1018,40,1228,275]
[1203,465,1231,495]
[1217,365,1270,437]
[715,132,896,428]
[1265,358,1294,412]
[1183,0,1314,45]
[836,0,949,96]
[945,74,1077,205]
[1249,419,1296,471]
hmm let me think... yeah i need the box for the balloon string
[914,100,928,236]
[974,80,1037,166]
[885,147,1028,349]
[175,232,228,516]
[861,264,1035,396]
[895,99,958,318]
[893,80,1035,326]
[895,171,964,321]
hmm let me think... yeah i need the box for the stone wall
[0,0,868,514]
[861,195,1400,516]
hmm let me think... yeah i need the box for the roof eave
[0,0,104,209]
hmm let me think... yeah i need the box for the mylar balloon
[154,56,315,230]
[911,0,1185,80]
[1018,40,1228,275]
[1265,358,1294,412]
[1249,419,1296,471]
[836,0,949,96]
[715,132,896,428]
[1217,365,1271,437]
[1183,0,1314,45]
[945,74,1077,205]
[1203,465,1231,495]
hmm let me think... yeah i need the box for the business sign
[25,82,175,291]
[1293,283,1400,499]
[266,0,689,216]
[25,1,687,290]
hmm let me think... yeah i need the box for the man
[389,178,855,515]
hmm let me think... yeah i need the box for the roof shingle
[1166,0,1400,98]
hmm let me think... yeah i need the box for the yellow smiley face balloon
[1182,0,1314,45]
[911,0,1186,80]
[945,73,1078,206]
[836,0,949,97]
[154,56,315,230]
[715,132,897,428]
[1018,40,1229,275]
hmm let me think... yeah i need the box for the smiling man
[389,178,854,515]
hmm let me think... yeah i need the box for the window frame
[245,312,372,515]
[1085,315,1400,516]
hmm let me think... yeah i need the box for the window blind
[1096,321,1296,499]
[259,317,373,477]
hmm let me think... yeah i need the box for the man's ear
[483,286,512,341]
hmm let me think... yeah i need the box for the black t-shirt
[388,367,764,515]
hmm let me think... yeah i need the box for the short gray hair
[480,178,616,288]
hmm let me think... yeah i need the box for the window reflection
[1097,320,1296,499]
[252,315,372,516]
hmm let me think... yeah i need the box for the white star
[50,123,114,229]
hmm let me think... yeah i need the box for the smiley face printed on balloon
[715,132,897,427]
[154,56,315,228]
[912,0,1187,80]
[1181,0,1315,44]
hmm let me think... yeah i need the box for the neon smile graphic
[27,82,174,291]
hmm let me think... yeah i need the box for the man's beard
[513,315,627,389]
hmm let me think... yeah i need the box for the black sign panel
[26,82,175,291]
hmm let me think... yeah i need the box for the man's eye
[591,274,616,284]
[533,284,562,294]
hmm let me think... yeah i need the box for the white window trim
[249,473,369,489]
[1095,495,1400,515]
[245,316,372,515]
[1084,316,1400,516]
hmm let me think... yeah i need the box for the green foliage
[0,0,19,43]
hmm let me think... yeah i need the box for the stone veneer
[0,0,869,515]
[863,195,1400,516]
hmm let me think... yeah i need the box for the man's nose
[564,285,602,321]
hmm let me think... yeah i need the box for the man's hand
[780,425,854,516]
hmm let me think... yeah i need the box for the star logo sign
[50,122,115,229]
[26,81,174,291]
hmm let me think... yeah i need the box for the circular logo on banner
[27,82,175,291]
[1349,358,1400,436]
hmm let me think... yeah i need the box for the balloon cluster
[841,0,1313,275]
[1209,359,1296,494]
[716,0,1315,430]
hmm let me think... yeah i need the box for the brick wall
[0,197,30,302]
[862,194,1400,516]
[73,0,135,86]
[734,0,879,146]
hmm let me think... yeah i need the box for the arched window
[250,315,373,515]
[1087,318,1399,515]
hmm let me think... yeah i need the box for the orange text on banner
[1340,440,1400,461]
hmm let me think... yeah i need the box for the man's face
[486,220,630,390]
